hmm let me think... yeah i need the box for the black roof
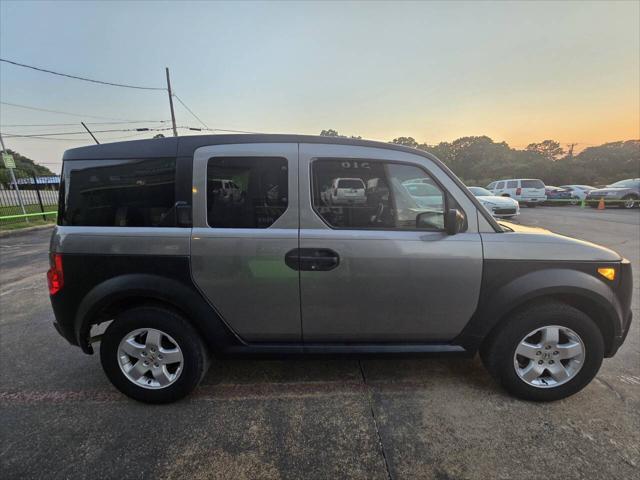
[62,134,424,161]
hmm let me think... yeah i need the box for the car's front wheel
[100,306,209,403]
[620,195,637,209]
[481,301,604,401]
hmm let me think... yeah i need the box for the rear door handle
[285,248,340,271]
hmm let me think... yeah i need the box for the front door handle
[285,248,340,271]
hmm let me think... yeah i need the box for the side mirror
[445,208,465,235]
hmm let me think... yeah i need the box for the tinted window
[207,157,288,228]
[506,180,518,188]
[60,158,176,227]
[496,182,505,189]
[521,179,545,188]
[337,179,365,189]
[312,159,446,231]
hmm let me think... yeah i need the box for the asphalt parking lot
[1,206,638,480]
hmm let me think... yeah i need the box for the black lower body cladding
[455,259,633,357]
[49,254,240,354]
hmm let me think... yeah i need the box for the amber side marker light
[597,267,616,281]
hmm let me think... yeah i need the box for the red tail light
[516,187,522,195]
[47,253,64,295]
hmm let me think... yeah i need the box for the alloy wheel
[513,325,585,388]
[117,328,184,389]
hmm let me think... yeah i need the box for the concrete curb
[0,224,55,238]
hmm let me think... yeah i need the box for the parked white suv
[486,179,547,207]
[322,178,367,205]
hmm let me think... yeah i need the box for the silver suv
[48,135,633,403]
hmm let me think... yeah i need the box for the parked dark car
[544,186,574,205]
[586,178,640,209]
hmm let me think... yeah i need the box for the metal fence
[0,168,59,226]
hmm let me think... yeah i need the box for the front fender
[455,262,623,353]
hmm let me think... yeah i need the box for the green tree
[0,149,55,186]
[391,137,419,148]
[526,140,565,161]
[320,129,340,137]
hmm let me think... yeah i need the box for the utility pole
[81,122,100,144]
[165,67,178,137]
[0,131,28,221]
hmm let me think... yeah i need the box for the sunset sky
[1,1,638,173]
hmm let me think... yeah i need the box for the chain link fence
[0,168,59,227]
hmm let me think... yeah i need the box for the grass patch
[0,204,57,230]
[0,203,57,216]
[0,218,56,231]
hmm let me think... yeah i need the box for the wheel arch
[74,274,241,354]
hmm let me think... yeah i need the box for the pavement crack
[359,360,393,480]
[594,377,625,401]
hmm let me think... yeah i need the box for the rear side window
[521,179,545,188]
[60,158,176,227]
[506,180,518,188]
[206,157,288,228]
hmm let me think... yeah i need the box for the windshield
[468,187,492,196]
[609,179,639,188]
[337,179,364,189]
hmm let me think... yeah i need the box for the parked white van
[486,179,547,207]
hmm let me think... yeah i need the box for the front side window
[60,158,176,227]
[312,159,446,231]
[206,157,288,228]
[496,181,505,189]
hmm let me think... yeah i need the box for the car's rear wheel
[526,202,537,208]
[480,301,604,401]
[100,306,209,403]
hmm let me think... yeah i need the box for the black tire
[526,202,537,208]
[480,301,604,402]
[100,306,209,403]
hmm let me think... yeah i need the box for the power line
[173,94,210,130]
[0,120,170,127]
[2,131,167,142]
[0,58,165,91]
[2,127,177,138]
[1,101,162,121]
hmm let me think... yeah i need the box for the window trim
[309,157,465,233]
[204,155,290,230]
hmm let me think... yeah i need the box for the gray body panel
[298,143,483,342]
[190,143,301,342]
[483,222,622,262]
[51,226,191,256]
